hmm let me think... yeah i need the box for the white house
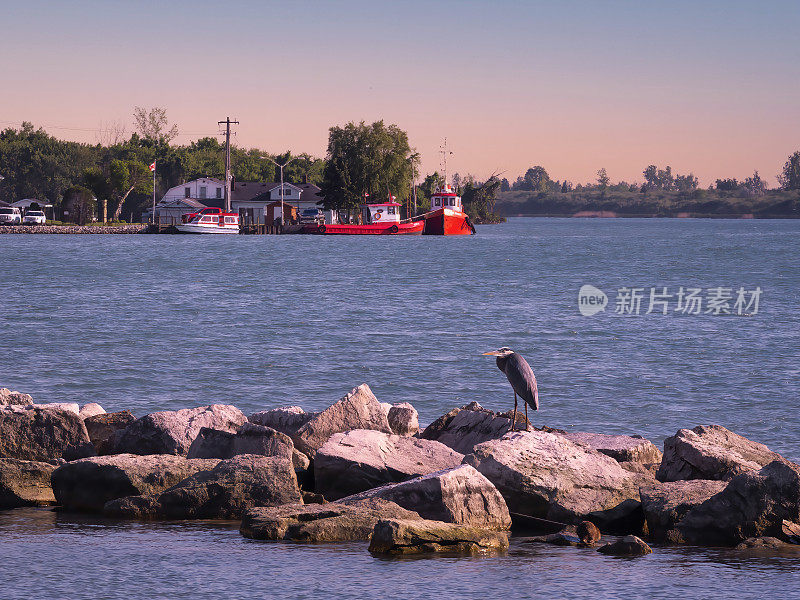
[147,177,331,224]
[232,181,333,224]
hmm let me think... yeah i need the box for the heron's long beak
[482,350,501,356]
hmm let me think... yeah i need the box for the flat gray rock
[314,429,464,500]
[657,425,783,482]
[558,431,662,465]
[0,458,56,508]
[292,384,392,457]
[368,518,509,555]
[464,430,646,529]
[420,402,520,454]
[115,404,247,456]
[340,464,511,530]
[51,454,219,512]
[248,406,315,437]
[240,498,421,542]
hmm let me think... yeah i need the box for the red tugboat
[420,183,476,235]
[306,201,424,235]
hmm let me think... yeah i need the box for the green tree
[675,173,699,193]
[319,120,414,213]
[62,186,97,224]
[597,168,610,194]
[524,166,550,192]
[133,107,179,145]
[743,170,766,196]
[779,151,800,190]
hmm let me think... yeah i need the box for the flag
[149,161,156,172]
[390,195,396,201]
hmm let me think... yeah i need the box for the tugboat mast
[439,137,453,187]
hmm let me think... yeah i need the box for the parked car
[23,210,46,225]
[0,207,22,225]
[300,207,325,225]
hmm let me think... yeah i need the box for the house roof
[231,181,322,203]
[11,198,53,208]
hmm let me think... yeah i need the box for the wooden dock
[147,217,284,235]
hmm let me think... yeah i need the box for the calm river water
[1,218,799,598]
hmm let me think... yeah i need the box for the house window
[216,188,222,199]
[200,186,207,199]
[185,187,191,198]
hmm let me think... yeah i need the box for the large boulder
[292,384,392,457]
[186,423,309,482]
[639,480,727,542]
[420,402,518,454]
[187,423,294,461]
[51,454,219,512]
[0,406,93,462]
[340,464,511,530]
[115,405,247,456]
[240,498,421,542]
[368,519,509,555]
[387,403,419,436]
[0,458,56,508]
[0,388,33,406]
[678,459,800,546]
[558,432,662,465]
[656,425,783,482]
[464,430,646,529]
[84,411,136,455]
[314,430,464,500]
[78,403,106,419]
[107,455,301,520]
[248,406,316,437]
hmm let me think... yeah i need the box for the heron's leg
[511,392,518,432]
[525,401,530,431]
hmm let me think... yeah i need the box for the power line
[0,120,221,137]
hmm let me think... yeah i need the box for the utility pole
[218,117,239,213]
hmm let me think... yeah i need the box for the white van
[0,207,22,225]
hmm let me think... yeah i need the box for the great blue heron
[482,347,538,431]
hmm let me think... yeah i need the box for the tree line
[0,111,503,224]
[495,155,800,218]
[503,153,800,196]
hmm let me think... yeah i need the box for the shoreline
[0,224,148,234]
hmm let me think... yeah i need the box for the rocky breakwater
[0,224,148,234]
[2,383,799,557]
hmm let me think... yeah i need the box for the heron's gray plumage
[495,352,539,411]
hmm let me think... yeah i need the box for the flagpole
[151,160,156,225]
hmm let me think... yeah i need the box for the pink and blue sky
[2,0,798,185]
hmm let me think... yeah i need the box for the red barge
[304,201,424,235]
